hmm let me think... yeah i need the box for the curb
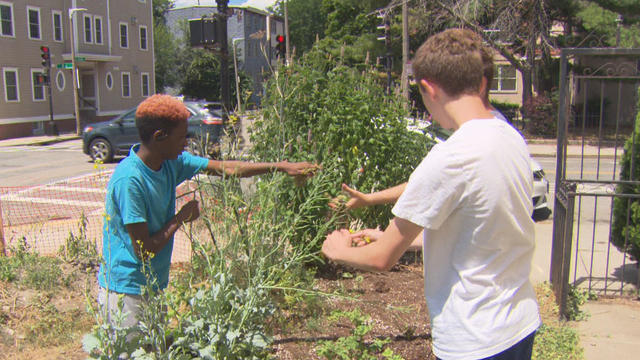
[530,153,621,159]
[25,136,81,146]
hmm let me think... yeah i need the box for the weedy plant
[316,309,404,360]
[58,213,102,270]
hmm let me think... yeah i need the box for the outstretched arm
[205,159,319,178]
[336,182,407,210]
[322,217,422,272]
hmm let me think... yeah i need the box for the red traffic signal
[275,35,285,58]
[40,46,51,67]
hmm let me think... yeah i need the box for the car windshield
[184,102,223,118]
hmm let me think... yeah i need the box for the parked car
[82,101,223,163]
[407,118,551,218]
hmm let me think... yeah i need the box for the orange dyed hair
[135,94,190,142]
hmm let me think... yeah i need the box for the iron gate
[551,48,640,317]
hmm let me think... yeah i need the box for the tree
[152,0,177,92]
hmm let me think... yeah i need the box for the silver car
[408,118,551,219]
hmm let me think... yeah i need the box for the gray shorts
[97,287,143,328]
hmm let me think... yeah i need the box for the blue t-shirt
[98,144,209,295]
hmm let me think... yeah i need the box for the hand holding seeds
[176,199,200,224]
[349,228,384,247]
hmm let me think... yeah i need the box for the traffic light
[40,46,51,68]
[275,34,286,58]
[35,73,49,85]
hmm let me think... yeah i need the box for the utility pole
[69,8,86,136]
[401,1,409,107]
[216,0,231,123]
[284,0,290,64]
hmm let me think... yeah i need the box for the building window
[141,72,149,97]
[1,2,14,37]
[119,23,128,48]
[94,16,103,44]
[31,69,45,101]
[139,26,148,50]
[52,10,63,42]
[106,72,113,90]
[27,6,41,40]
[3,68,19,102]
[55,71,65,91]
[83,14,93,43]
[121,72,131,97]
[491,65,517,92]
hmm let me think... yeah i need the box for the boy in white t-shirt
[321,29,540,360]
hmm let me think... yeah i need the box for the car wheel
[89,138,114,163]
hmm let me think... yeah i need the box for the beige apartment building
[0,0,154,139]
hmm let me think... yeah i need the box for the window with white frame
[121,72,131,97]
[52,10,63,42]
[139,26,148,50]
[83,14,92,43]
[94,16,103,44]
[3,67,19,102]
[55,70,65,91]
[31,69,45,101]
[119,23,128,48]
[27,6,41,40]
[490,64,517,92]
[1,2,14,37]
[141,72,149,97]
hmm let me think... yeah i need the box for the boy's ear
[154,129,168,141]
[419,79,437,99]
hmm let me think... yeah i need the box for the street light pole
[69,8,86,136]
[232,38,244,112]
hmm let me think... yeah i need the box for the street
[0,139,118,187]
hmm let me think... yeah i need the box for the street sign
[75,57,86,61]
[56,63,73,69]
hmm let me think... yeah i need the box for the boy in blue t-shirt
[98,94,317,329]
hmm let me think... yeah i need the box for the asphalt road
[0,139,118,187]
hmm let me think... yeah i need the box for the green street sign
[75,57,86,61]
[56,63,73,69]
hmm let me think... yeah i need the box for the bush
[250,48,432,233]
[611,87,640,261]
[523,92,557,138]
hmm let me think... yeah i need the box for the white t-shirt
[393,118,540,360]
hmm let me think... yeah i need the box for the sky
[172,0,278,11]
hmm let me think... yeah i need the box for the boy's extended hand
[279,161,321,177]
[322,229,353,262]
[177,199,200,224]
[349,228,384,247]
[329,184,369,210]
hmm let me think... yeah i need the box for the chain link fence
[0,169,200,263]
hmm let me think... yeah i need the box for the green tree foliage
[611,87,640,261]
[577,0,640,47]
[250,49,432,228]
[271,0,328,54]
[180,49,251,104]
[154,21,179,92]
[152,0,176,92]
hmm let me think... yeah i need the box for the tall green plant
[250,49,432,229]
[611,87,640,261]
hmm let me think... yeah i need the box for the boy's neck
[136,143,164,171]
[440,94,494,131]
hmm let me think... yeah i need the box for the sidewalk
[0,133,80,147]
